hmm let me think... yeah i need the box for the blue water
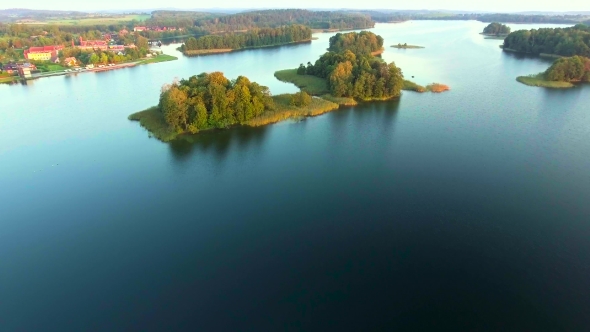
[1,21,589,331]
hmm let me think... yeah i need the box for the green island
[503,24,590,58]
[179,25,312,56]
[481,22,511,37]
[128,72,339,142]
[130,30,449,142]
[279,31,449,99]
[391,43,425,49]
[517,55,590,88]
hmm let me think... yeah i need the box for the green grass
[36,63,67,72]
[516,73,574,88]
[246,95,339,126]
[128,107,179,142]
[391,44,425,49]
[402,80,427,92]
[274,69,329,95]
[26,14,151,26]
[0,76,17,84]
[403,80,451,93]
[319,94,358,106]
[137,54,178,65]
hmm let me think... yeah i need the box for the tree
[297,63,306,75]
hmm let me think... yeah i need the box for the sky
[2,0,589,13]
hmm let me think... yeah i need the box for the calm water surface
[1,21,589,331]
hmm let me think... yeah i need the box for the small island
[481,22,511,38]
[129,72,339,142]
[279,31,448,98]
[179,25,313,56]
[517,56,590,88]
[391,43,424,49]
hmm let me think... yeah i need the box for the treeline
[180,25,311,52]
[483,22,510,35]
[328,31,384,55]
[349,11,589,24]
[503,24,590,57]
[145,10,221,29]
[544,56,590,82]
[158,72,274,133]
[297,31,404,100]
[58,46,149,65]
[195,9,375,32]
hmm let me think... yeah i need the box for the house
[78,36,108,50]
[19,62,37,71]
[133,26,147,32]
[86,64,94,69]
[64,57,77,67]
[18,66,32,79]
[119,29,129,36]
[3,62,19,74]
[24,45,64,61]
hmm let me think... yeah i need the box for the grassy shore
[402,80,451,93]
[0,76,17,84]
[274,69,329,95]
[137,54,178,65]
[246,95,339,126]
[391,44,425,49]
[516,73,574,88]
[129,94,340,142]
[128,107,178,142]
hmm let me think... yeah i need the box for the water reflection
[168,125,270,163]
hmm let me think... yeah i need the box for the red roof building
[24,45,64,61]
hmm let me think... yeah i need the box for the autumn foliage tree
[158,72,274,133]
[544,56,590,82]
[299,31,404,100]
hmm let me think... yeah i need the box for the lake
[1,21,589,331]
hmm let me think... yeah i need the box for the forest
[327,31,384,54]
[180,25,311,52]
[297,31,404,100]
[503,24,590,57]
[483,22,511,35]
[544,56,590,82]
[157,72,275,133]
[194,9,375,32]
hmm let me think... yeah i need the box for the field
[19,14,150,25]
[517,73,575,88]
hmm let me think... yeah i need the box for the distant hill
[0,8,89,22]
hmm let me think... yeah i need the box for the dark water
[1,21,589,331]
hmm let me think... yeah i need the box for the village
[0,26,177,82]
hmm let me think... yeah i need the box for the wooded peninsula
[517,55,590,88]
[179,25,312,56]
[503,24,590,57]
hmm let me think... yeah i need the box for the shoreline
[1,54,178,84]
[181,39,314,57]
[129,94,342,142]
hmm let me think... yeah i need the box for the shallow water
[1,21,589,331]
